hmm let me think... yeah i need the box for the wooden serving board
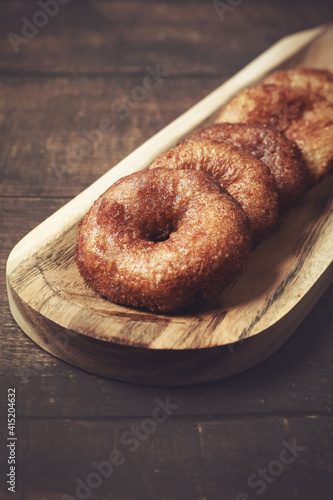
[6,24,333,385]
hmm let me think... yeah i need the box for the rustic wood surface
[1,0,333,499]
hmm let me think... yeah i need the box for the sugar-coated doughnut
[182,123,309,212]
[75,168,252,313]
[150,139,278,244]
[215,68,333,184]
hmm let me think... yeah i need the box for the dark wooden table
[1,1,333,499]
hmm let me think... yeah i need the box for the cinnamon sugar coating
[75,168,251,312]
[215,68,333,185]
[183,122,308,212]
[150,139,278,244]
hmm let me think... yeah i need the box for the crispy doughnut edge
[75,169,252,313]
[150,139,279,245]
[182,122,309,212]
[215,68,333,185]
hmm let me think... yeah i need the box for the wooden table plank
[0,75,220,197]
[1,0,331,76]
[0,416,332,500]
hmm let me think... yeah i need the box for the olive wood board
[6,24,333,385]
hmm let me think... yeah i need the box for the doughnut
[264,68,333,99]
[75,168,252,313]
[149,139,278,244]
[182,123,309,212]
[215,68,333,184]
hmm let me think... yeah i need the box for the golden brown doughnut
[182,123,309,212]
[215,68,333,184]
[150,139,278,244]
[264,68,333,99]
[75,168,251,313]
